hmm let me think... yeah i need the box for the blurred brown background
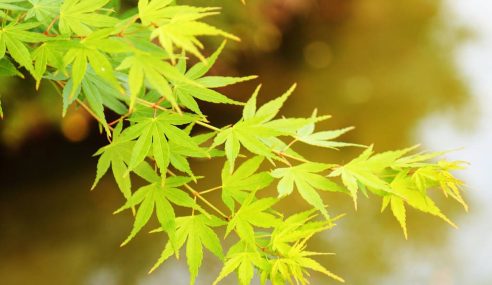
[1,0,491,284]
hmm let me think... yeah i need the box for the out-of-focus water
[1,1,491,285]
[395,1,492,284]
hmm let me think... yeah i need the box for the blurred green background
[1,0,491,284]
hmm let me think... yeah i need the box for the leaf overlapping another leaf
[114,176,205,246]
[59,0,117,36]
[138,0,238,61]
[221,156,273,212]
[0,22,46,73]
[212,84,322,171]
[149,214,225,284]
[0,1,469,284]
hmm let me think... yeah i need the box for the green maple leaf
[212,84,323,171]
[0,57,24,78]
[213,242,265,285]
[27,0,61,25]
[381,147,468,211]
[117,112,205,177]
[83,70,127,115]
[92,122,161,200]
[381,195,408,239]
[58,0,117,36]
[271,162,346,219]
[81,76,112,133]
[168,131,220,178]
[115,175,205,246]
[138,0,238,60]
[404,157,468,210]
[226,193,280,246]
[391,147,459,169]
[117,52,194,111]
[63,33,124,99]
[264,240,344,284]
[0,22,46,72]
[149,214,225,284]
[174,41,255,116]
[61,58,122,134]
[221,156,274,212]
[31,40,68,88]
[296,113,362,149]
[329,146,416,208]
[381,172,457,238]
[0,0,27,11]
[270,210,337,254]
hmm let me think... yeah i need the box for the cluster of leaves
[0,0,468,284]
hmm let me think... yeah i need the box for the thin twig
[136,97,220,131]
[273,149,310,164]
[167,170,228,219]
[44,15,59,36]
[199,185,222,195]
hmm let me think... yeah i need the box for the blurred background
[1,0,491,284]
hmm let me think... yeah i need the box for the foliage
[0,1,468,284]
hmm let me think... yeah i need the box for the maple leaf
[0,0,27,11]
[168,130,220,178]
[226,193,280,246]
[149,214,225,284]
[0,57,24,78]
[271,162,346,219]
[117,112,205,177]
[92,122,161,199]
[58,0,117,36]
[381,172,458,238]
[270,210,337,253]
[27,0,61,25]
[212,84,324,171]
[213,242,266,285]
[0,22,46,72]
[221,156,273,212]
[173,41,255,116]
[0,2,470,285]
[31,40,68,88]
[265,240,344,284]
[138,0,238,60]
[295,110,362,150]
[115,176,206,246]
[329,146,415,208]
[63,32,125,99]
[117,52,196,111]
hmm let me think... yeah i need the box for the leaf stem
[44,15,59,36]
[273,149,309,164]
[199,185,222,195]
[282,138,298,152]
[167,170,228,219]
[192,196,197,216]
[135,97,221,131]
